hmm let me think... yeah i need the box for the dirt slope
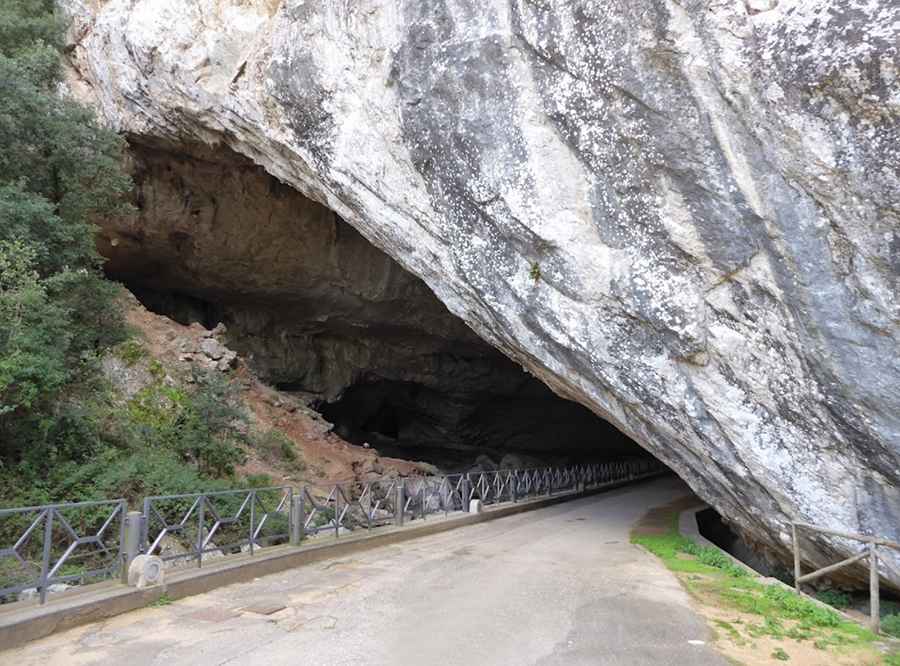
[121,295,432,488]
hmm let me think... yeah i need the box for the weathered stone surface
[63,1,899,583]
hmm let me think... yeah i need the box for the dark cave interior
[106,141,658,473]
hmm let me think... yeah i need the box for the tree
[0,0,130,458]
[0,240,69,416]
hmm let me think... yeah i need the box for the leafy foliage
[814,589,852,610]
[631,522,748,579]
[882,613,900,639]
[0,240,70,415]
[681,540,749,578]
[0,2,256,511]
[253,427,306,474]
[2,368,250,508]
[135,368,248,478]
[0,0,131,460]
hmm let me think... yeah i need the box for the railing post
[462,475,471,513]
[792,523,801,593]
[142,497,151,552]
[395,481,405,526]
[334,488,341,538]
[38,508,54,605]
[120,510,143,583]
[420,483,426,520]
[870,541,880,634]
[511,472,518,503]
[547,468,553,497]
[249,490,256,556]
[290,491,305,545]
[197,495,205,568]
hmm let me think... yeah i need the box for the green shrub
[0,0,130,468]
[757,585,841,627]
[127,369,248,478]
[1,368,249,509]
[814,589,852,610]
[882,613,900,638]
[244,474,274,489]
[114,339,147,366]
[253,428,306,473]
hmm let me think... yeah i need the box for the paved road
[5,476,727,665]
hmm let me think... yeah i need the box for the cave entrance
[318,374,647,472]
[105,140,661,474]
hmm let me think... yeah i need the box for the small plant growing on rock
[254,428,306,473]
[115,338,147,366]
[529,261,541,282]
[771,647,790,661]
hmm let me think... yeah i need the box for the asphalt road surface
[4,475,727,665]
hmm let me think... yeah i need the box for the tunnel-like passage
[102,141,657,472]
[318,370,641,470]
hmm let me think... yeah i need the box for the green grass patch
[631,523,748,579]
[150,594,174,608]
[713,619,745,645]
[632,510,878,658]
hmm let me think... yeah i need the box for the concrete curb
[0,472,668,651]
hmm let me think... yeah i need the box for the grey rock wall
[63,0,899,582]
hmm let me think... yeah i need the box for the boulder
[200,338,226,361]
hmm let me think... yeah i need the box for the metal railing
[143,486,293,567]
[298,458,665,538]
[0,499,126,604]
[792,521,899,633]
[1,457,665,604]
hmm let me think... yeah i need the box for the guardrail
[143,486,293,567]
[0,457,665,605]
[0,499,126,604]
[791,521,898,633]
[297,459,664,538]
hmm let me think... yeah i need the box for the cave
[100,140,655,472]
[318,374,641,471]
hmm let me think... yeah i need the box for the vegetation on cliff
[0,1,251,506]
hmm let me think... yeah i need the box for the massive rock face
[64,0,899,582]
